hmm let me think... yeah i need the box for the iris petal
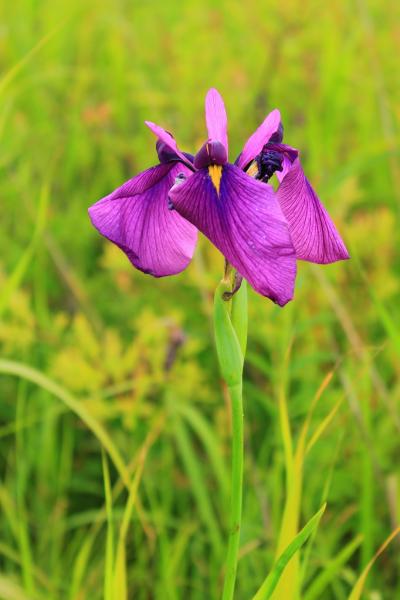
[205,88,228,156]
[276,158,349,264]
[89,163,198,276]
[145,121,193,169]
[169,163,296,305]
[106,162,172,196]
[237,109,281,170]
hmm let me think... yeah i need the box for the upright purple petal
[145,121,193,169]
[276,158,349,264]
[237,109,281,170]
[205,88,228,155]
[89,163,198,277]
[169,164,296,305]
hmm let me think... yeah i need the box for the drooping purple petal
[236,109,281,170]
[109,162,172,196]
[268,143,299,183]
[169,163,296,305]
[89,163,198,276]
[205,88,228,155]
[276,158,349,264]
[276,154,294,182]
[145,121,193,169]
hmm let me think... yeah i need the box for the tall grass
[0,0,399,597]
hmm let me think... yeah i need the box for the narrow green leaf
[304,534,363,600]
[348,527,400,600]
[0,183,49,318]
[172,410,222,554]
[177,403,229,501]
[68,536,95,600]
[0,360,130,488]
[305,398,343,455]
[113,432,156,600]
[252,504,326,600]
[102,451,114,600]
[0,22,64,95]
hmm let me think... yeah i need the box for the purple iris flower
[89,88,348,306]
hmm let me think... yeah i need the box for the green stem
[222,380,244,600]
[214,278,247,598]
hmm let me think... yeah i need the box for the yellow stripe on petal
[208,165,223,196]
[246,161,259,178]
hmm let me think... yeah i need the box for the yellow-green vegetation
[1,0,399,598]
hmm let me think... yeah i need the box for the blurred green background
[1,0,400,598]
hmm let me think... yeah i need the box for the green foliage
[1,0,400,598]
[253,504,326,600]
[213,279,244,387]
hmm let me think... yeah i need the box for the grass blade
[177,403,229,502]
[348,527,400,600]
[0,22,64,94]
[113,425,157,599]
[252,504,326,600]
[0,359,130,488]
[0,183,48,318]
[305,398,343,455]
[102,451,115,600]
[172,410,222,555]
[304,535,363,600]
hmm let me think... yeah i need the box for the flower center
[246,144,284,182]
[194,140,227,169]
[257,148,284,181]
